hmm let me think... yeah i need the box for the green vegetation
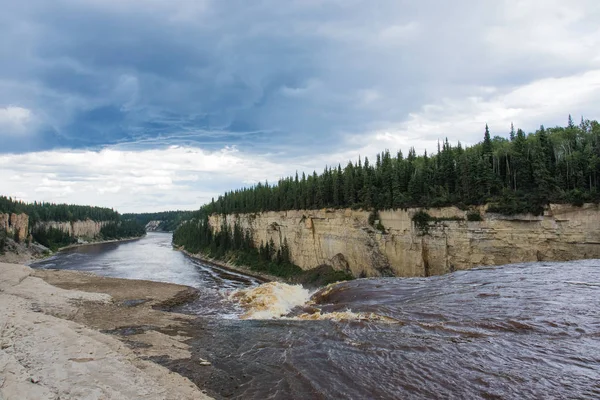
[175,117,600,278]
[0,197,146,251]
[122,211,194,231]
[174,218,353,284]
[0,196,120,225]
[466,211,483,221]
[412,211,433,235]
[411,211,464,236]
[173,217,304,279]
[190,117,600,217]
[368,210,385,232]
[0,230,6,254]
[32,227,76,251]
[100,221,146,240]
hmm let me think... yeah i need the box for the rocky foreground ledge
[0,262,211,399]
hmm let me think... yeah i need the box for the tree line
[0,196,120,224]
[196,116,600,216]
[173,216,303,279]
[123,210,194,232]
[0,196,146,250]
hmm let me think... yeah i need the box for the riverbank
[178,248,355,287]
[0,235,145,265]
[58,234,144,251]
[179,248,280,283]
[0,262,211,399]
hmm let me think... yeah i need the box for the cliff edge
[209,203,600,278]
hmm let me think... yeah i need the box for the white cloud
[318,69,600,165]
[1,69,599,213]
[0,106,34,135]
[0,146,308,212]
[487,0,600,67]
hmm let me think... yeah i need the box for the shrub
[368,209,385,233]
[412,211,432,235]
[0,231,6,254]
[466,211,483,221]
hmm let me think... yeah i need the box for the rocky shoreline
[0,262,211,399]
[178,248,278,283]
[57,235,144,252]
[0,235,145,265]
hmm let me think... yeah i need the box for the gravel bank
[0,262,211,400]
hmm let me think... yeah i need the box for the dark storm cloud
[1,0,599,159]
[0,0,427,153]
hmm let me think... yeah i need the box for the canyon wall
[145,220,163,232]
[0,213,29,242]
[1,213,107,241]
[209,204,600,278]
[34,219,107,239]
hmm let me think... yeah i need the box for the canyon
[0,213,29,243]
[0,213,113,263]
[209,203,600,278]
[33,219,107,240]
[0,213,107,242]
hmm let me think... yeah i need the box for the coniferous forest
[0,196,120,225]
[173,117,600,280]
[0,196,146,250]
[198,117,600,217]
[173,217,353,283]
[123,211,194,232]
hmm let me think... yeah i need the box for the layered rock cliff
[209,203,600,278]
[34,219,107,240]
[0,213,29,242]
[1,213,108,241]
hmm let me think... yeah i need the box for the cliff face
[0,214,108,241]
[35,219,106,239]
[0,213,29,242]
[209,204,600,278]
[145,220,162,232]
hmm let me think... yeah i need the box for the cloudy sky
[1,0,599,212]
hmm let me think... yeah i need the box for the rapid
[31,232,600,399]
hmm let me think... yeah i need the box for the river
[31,232,600,399]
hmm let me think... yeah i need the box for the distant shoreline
[57,235,145,252]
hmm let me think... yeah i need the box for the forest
[0,196,120,224]
[30,220,146,251]
[174,217,301,278]
[197,117,600,217]
[123,211,194,231]
[0,197,146,250]
[173,216,353,283]
[174,117,600,279]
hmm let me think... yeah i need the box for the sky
[1,0,599,213]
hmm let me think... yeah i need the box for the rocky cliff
[0,213,29,242]
[145,220,163,232]
[1,213,107,241]
[35,219,106,239]
[209,203,600,278]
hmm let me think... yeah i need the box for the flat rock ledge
[0,262,211,400]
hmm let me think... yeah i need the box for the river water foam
[31,232,600,399]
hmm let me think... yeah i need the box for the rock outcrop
[34,219,106,239]
[145,220,163,232]
[0,213,29,242]
[0,263,210,399]
[209,203,600,278]
[1,213,108,242]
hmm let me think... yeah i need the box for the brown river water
[32,232,600,399]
